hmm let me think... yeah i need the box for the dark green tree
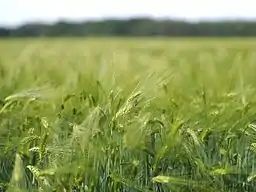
[1,18,256,37]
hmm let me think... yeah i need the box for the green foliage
[0,38,256,191]
[1,18,256,37]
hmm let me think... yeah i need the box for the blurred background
[1,0,256,37]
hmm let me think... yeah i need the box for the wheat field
[1,38,256,191]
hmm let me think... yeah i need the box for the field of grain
[1,38,256,191]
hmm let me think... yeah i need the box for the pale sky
[1,0,256,27]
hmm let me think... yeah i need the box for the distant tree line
[1,18,256,37]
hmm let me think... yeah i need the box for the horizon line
[1,15,256,28]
